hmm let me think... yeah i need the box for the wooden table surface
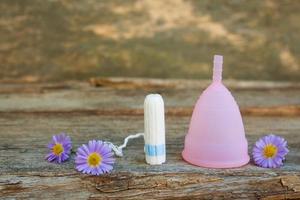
[0,78,300,199]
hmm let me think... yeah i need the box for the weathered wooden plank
[2,173,300,199]
[0,80,299,199]
[0,79,299,116]
[0,113,300,199]
[1,113,299,172]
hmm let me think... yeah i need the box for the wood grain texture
[0,79,299,199]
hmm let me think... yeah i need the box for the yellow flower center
[263,144,278,158]
[87,152,102,167]
[53,143,64,156]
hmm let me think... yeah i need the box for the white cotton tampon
[144,94,166,165]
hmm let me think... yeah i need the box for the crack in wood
[281,175,300,192]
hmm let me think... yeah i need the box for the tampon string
[105,133,144,157]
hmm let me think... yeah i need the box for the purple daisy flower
[75,140,115,175]
[252,134,289,168]
[45,133,72,163]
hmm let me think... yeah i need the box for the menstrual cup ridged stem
[213,55,223,82]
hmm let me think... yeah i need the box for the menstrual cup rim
[182,150,250,169]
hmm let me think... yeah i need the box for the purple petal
[76,163,89,172]
[100,162,113,171]
[82,144,90,155]
[255,140,265,149]
[88,140,95,152]
[102,157,115,163]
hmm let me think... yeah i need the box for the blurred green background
[0,0,299,82]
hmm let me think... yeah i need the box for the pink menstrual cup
[182,55,249,168]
